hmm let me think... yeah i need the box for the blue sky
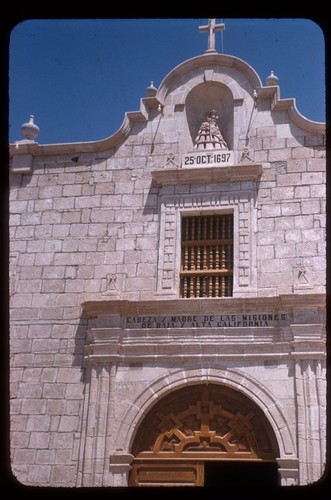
[8,18,326,145]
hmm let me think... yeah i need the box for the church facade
[9,21,326,487]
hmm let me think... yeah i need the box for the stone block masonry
[9,48,326,487]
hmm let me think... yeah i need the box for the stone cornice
[151,163,262,185]
[82,293,326,318]
[82,294,326,364]
[83,325,326,365]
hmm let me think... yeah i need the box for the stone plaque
[131,462,204,486]
[138,469,195,482]
[182,150,234,167]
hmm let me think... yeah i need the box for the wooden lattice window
[180,213,233,298]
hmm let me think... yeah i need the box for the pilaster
[291,324,326,485]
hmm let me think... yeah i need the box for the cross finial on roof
[199,18,225,53]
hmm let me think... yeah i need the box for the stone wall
[9,53,326,487]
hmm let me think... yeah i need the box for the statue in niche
[194,109,228,150]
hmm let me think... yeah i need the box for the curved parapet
[9,93,162,157]
[256,84,325,134]
[287,98,325,133]
[10,52,325,159]
[9,53,263,157]
[156,52,263,104]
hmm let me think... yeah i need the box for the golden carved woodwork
[132,384,278,460]
[130,384,279,486]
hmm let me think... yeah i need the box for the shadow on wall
[73,313,88,376]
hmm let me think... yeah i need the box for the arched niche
[185,81,234,151]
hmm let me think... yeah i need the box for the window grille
[180,214,233,298]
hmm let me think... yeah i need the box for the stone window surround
[156,187,258,298]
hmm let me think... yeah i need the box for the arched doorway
[129,383,280,487]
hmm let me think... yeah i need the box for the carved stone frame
[156,186,258,298]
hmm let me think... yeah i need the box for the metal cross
[199,18,225,53]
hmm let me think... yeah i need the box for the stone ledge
[151,163,262,185]
[82,293,326,318]
[83,350,295,365]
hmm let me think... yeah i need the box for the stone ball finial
[20,115,40,140]
[146,81,157,97]
[266,70,279,87]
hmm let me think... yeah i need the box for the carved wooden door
[129,384,279,486]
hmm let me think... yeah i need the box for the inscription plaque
[182,150,234,167]
[125,312,287,329]
[139,470,195,482]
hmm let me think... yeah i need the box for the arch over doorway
[129,383,280,486]
[114,367,296,460]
